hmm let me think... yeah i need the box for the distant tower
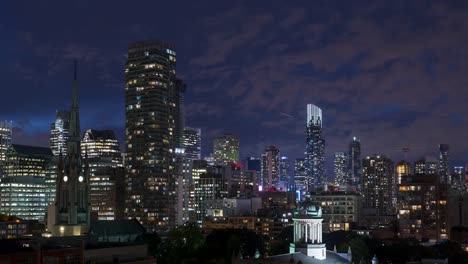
[279,156,290,190]
[294,158,307,196]
[0,120,12,176]
[438,144,450,184]
[348,137,361,187]
[53,61,90,236]
[305,104,325,190]
[50,111,70,156]
[334,152,348,186]
[183,127,202,160]
[213,134,239,165]
[261,145,280,190]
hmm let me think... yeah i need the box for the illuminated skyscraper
[213,134,239,165]
[0,121,12,165]
[81,129,124,221]
[125,40,184,231]
[261,145,280,190]
[279,156,290,190]
[438,144,450,184]
[294,158,307,194]
[305,104,325,190]
[333,152,348,186]
[183,127,201,160]
[50,111,70,156]
[81,129,122,165]
[362,155,395,218]
[347,137,361,186]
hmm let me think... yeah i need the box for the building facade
[0,176,47,221]
[213,134,239,165]
[0,120,12,165]
[81,129,122,165]
[50,111,70,156]
[294,158,307,197]
[362,155,395,221]
[308,192,360,232]
[261,145,280,191]
[398,174,447,241]
[396,160,411,185]
[305,104,325,190]
[183,127,201,160]
[333,152,348,186]
[1,144,53,221]
[125,40,184,231]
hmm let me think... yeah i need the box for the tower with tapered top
[52,61,90,236]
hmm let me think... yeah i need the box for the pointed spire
[72,59,79,109]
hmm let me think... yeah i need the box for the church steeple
[68,60,81,157]
[53,60,89,236]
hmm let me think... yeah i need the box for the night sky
[2,1,468,178]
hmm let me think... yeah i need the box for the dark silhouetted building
[52,61,90,236]
[348,137,361,187]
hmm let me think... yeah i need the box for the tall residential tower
[125,40,184,231]
[305,104,325,190]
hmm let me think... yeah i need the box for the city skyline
[3,1,468,178]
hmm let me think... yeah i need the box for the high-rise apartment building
[50,111,70,156]
[348,137,361,186]
[279,156,290,190]
[261,145,280,191]
[362,155,395,219]
[81,129,122,165]
[294,158,307,195]
[0,121,12,165]
[398,174,447,241]
[333,152,348,186]
[183,127,201,160]
[305,104,325,190]
[438,144,450,184]
[213,134,239,165]
[125,40,184,231]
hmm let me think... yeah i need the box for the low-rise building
[309,191,361,232]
